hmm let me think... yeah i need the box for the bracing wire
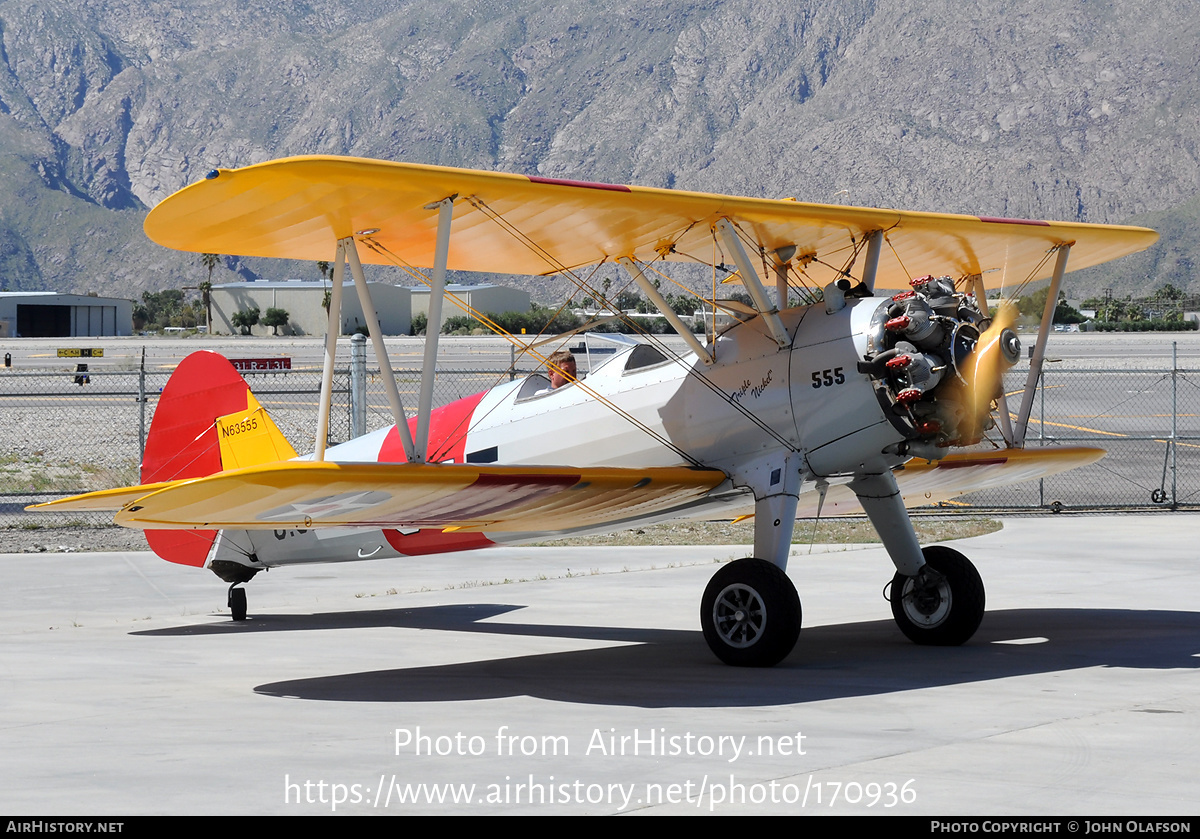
[362,199,802,457]
[356,235,707,465]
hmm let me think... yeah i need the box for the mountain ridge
[0,0,1194,302]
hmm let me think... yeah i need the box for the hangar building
[0,292,134,338]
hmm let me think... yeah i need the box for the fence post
[138,346,146,463]
[350,332,367,439]
[1038,367,1045,508]
[1172,341,1178,508]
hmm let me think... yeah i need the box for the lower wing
[796,446,1105,516]
[31,462,728,533]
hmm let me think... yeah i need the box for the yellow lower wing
[795,446,1105,517]
[33,448,1098,528]
[41,462,726,532]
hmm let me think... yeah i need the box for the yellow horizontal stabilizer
[108,461,727,531]
[27,481,189,512]
[145,156,1158,291]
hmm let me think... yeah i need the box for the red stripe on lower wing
[938,457,1009,469]
[390,473,578,525]
[383,528,494,555]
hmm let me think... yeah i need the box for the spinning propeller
[959,302,1021,443]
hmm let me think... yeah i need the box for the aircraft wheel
[890,546,984,645]
[701,558,801,667]
[228,586,247,622]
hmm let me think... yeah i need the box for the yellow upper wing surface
[144,155,1158,291]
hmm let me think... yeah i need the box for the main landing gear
[699,544,985,665]
[701,558,801,667]
[700,479,804,667]
[887,545,985,645]
[849,472,986,647]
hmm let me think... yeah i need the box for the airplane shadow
[134,604,1200,707]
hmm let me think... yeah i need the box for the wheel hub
[712,583,766,648]
[901,571,952,628]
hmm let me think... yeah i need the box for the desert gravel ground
[0,517,1000,554]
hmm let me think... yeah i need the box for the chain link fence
[951,364,1200,511]
[1,346,527,527]
[4,344,1199,527]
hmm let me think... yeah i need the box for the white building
[409,283,530,331]
[210,281,412,336]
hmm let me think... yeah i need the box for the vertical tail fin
[142,351,296,566]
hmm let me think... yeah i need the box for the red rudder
[141,352,256,567]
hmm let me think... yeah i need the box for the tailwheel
[228,585,248,622]
[889,546,984,645]
[701,558,801,667]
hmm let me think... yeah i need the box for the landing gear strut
[228,585,247,622]
[701,558,801,667]
[889,546,984,645]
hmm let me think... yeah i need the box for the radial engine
[859,275,1021,454]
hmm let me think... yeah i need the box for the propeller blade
[960,302,1021,443]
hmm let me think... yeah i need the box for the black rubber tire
[229,587,248,622]
[890,545,984,645]
[701,558,801,667]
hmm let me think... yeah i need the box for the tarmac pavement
[1,514,1197,815]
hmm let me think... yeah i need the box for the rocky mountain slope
[0,0,1196,302]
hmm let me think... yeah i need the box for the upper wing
[144,156,1158,291]
[39,462,727,532]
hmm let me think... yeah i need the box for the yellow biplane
[35,156,1157,666]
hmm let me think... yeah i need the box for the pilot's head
[547,349,577,389]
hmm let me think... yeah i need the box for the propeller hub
[999,328,1021,366]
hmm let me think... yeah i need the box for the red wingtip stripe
[526,175,632,193]
[977,216,1051,227]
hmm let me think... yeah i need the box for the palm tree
[317,261,332,314]
[200,253,220,280]
[199,253,221,330]
[198,281,212,330]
